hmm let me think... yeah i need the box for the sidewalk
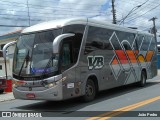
[0,92,15,102]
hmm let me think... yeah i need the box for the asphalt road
[0,75,160,120]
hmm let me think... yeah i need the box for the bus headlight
[12,80,26,88]
[48,83,56,88]
[44,77,66,88]
[55,76,66,84]
[12,83,17,88]
[44,82,56,88]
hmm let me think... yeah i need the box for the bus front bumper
[12,84,63,101]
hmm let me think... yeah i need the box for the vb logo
[87,56,104,70]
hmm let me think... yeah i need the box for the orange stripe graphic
[111,50,153,65]
[137,55,145,62]
[126,50,137,63]
[146,51,154,62]
[134,50,139,56]
[112,57,118,64]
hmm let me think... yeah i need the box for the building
[0,30,22,77]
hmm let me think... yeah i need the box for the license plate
[26,93,35,98]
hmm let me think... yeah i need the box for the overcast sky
[0,0,160,37]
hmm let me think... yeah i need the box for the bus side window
[132,35,139,50]
[60,33,82,71]
[84,26,113,55]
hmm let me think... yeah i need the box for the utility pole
[27,0,30,26]
[111,0,116,24]
[149,17,157,41]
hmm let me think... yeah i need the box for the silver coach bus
[3,18,157,102]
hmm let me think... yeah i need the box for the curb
[0,92,15,102]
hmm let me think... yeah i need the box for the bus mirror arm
[3,41,17,59]
[2,41,17,79]
[53,33,75,54]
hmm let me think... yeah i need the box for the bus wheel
[138,71,146,87]
[82,79,96,102]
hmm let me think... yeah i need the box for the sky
[0,0,160,38]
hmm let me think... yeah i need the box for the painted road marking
[87,96,160,120]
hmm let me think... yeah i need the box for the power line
[0,8,105,16]
[125,3,160,23]
[118,0,149,25]
[0,0,106,7]
[117,0,160,17]
[0,25,29,27]
[0,3,105,15]
[0,14,113,25]
[0,17,42,21]
[0,1,104,12]
[119,0,160,7]
[121,4,160,21]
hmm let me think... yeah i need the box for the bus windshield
[13,28,62,78]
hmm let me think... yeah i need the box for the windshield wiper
[18,51,30,76]
[41,55,54,77]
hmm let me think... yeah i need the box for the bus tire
[138,71,146,87]
[82,79,96,102]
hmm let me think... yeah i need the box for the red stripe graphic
[115,50,128,64]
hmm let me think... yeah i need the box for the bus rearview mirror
[2,41,17,59]
[53,33,75,54]
[2,41,17,79]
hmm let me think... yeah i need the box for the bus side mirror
[2,41,17,79]
[53,33,75,54]
[2,41,17,59]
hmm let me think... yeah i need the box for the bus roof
[22,18,87,33]
[22,18,153,36]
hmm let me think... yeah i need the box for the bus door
[60,37,78,98]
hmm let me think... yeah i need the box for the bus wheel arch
[88,75,99,93]
[82,75,98,102]
[138,69,147,87]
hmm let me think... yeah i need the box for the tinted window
[63,24,85,63]
[63,24,85,34]
[149,37,156,51]
[114,31,136,50]
[123,42,131,50]
[110,33,121,50]
[132,35,138,50]
[140,36,150,51]
[137,35,144,50]
[84,26,113,54]
[116,31,136,49]
[61,42,72,70]
[128,33,136,45]
[60,25,85,71]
